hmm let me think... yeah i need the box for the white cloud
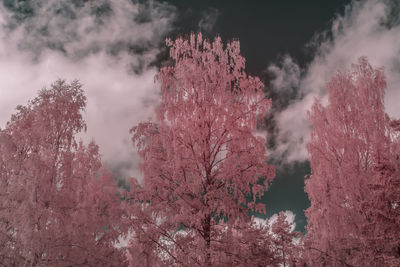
[198,7,219,33]
[0,0,175,180]
[269,0,400,163]
[253,210,297,232]
[267,55,301,95]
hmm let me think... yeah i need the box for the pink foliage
[0,80,127,266]
[271,212,302,266]
[305,58,400,266]
[127,33,275,266]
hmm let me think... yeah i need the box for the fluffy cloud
[267,55,301,96]
[0,0,176,180]
[254,210,297,232]
[269,0,400,163]
[198,7,219,33]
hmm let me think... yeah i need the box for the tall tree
[126,33,275,266]
[305,57,400,266]
[0,80,127,266]
[271,212,302,266]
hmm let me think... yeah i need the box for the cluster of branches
[304,57,400,266]
[0,33,399,266]
[0,34,300,266]
[0,80,128,266]
[124,33,302,267]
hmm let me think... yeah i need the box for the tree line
[0,33,399,266]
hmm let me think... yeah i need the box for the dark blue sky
[164,0,350,75]
[2,0,399,232]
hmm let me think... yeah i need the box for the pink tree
[126,33,275,266]
[0,80,127,266]
[271,212,302,266]
[305,58,400,266]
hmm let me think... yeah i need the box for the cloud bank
[0,0,175,180]
[269,0,400,163]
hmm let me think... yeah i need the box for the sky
[1,0,399,232]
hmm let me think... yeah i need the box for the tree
[305,57,400,266]
[126,33,275,266]
[271,212,303,266]
[0,80,127,266]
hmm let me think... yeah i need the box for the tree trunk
[204,213,211,267]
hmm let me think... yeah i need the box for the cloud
[198,7,219,33]
[253,210,297,232]
[0,0,176,180]
[267,55,301,96]
[269,0,400,163]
